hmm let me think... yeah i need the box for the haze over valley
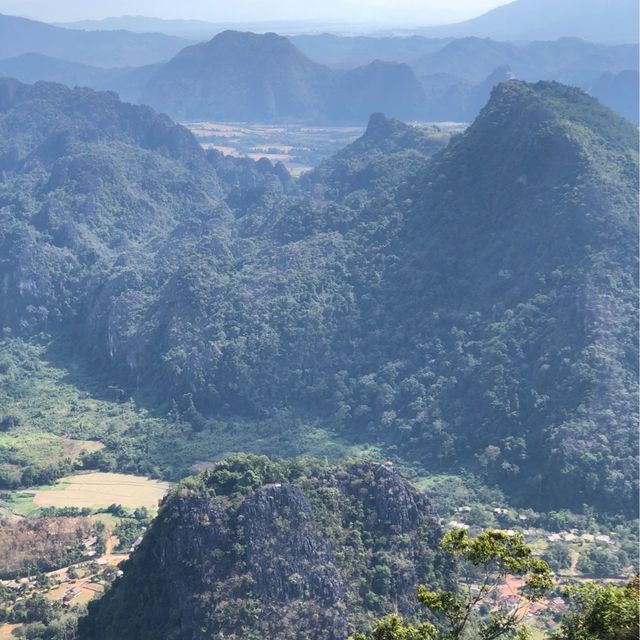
[0,1,637,639]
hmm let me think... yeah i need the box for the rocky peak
[78,456,448,640]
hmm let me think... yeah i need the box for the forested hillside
[357,82,639,513]
[0,77,637,515]
[77,456,450,640]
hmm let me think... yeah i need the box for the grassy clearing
[0,429,102,470]
[0,336,172,480]
[28,472,171,510]
[89,513,120,528]
[2,492,40,517]
[0,337,383,486]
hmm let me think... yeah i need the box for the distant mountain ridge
[290,33,452,69]
[591,69,639,124]
[0,53,159,103]
[0,13,191,67]
[418,0,639,44]
[411,37,638,85]
[57,15,337,40]
[139,30,433,123]
[0,24,636,124]
[54,0,640,45]
[57,15,220,39]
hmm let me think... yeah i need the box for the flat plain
[186,121,365,175]
[30,472,171,510]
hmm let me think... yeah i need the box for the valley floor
[0,337,636,638]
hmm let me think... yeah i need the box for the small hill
[302,112,449,198]
[0,13,190,68]
[77,456,449,640]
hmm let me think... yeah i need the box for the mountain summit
[141,31,331,121]
[140,30,429,122]
[375,80,638,510]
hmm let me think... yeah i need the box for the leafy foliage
[552,578,639,640]
[350,614,437,640]
[576,546,629,578]
[419,530,552,639]
[350,529,552,640]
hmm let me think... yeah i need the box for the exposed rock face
[78,457,450,640]
[241,485,343,599]
[370,464,425,533]
[239,484,348,637]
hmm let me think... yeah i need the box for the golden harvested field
[184,120,365,178]
[32,472,171,510]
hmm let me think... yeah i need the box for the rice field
[185,121,365,176]
[30,472,171,510]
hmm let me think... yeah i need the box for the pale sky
[0,0,508,25]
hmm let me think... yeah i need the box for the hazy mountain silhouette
[0,13,190,67]
[591,69,639,123]
[419,0,639,44]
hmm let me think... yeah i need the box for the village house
[83,536,98,550]
[62,588,81,604]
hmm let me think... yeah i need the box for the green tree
[577,547,626,578]
[552,578,639,640]
[350,530,553,640]
[542,543,573,572]
[350,614,436,640]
